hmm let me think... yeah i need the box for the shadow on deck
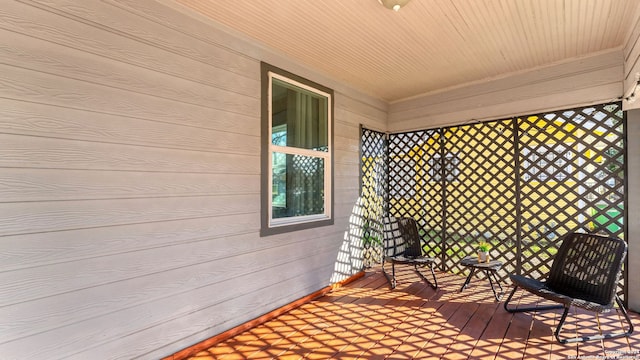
[184,266,639,359]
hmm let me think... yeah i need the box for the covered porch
[3,1,640,359]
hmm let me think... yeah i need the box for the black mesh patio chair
[504,232,634,343]
[382,216,438,289]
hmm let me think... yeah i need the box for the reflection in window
[271,152,325,218]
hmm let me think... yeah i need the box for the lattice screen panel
[517,103,626,281]
[442,120,518,276]
[361,102,626,295]
[360,128,387,267]
[388,130,443,259]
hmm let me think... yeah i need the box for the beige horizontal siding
[0,1,383,359]
[389,49,623,131]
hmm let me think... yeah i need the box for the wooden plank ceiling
[172,0,640,102]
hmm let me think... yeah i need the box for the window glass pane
[272,79,328,151]
[272,124,287,146]
[271,152,325,219]
[272,151,287,208]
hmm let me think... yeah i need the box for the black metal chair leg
[429,263,438,289]
[554,296,635,344]
[503,286,519,312]
[616,295,635,337]
[414,264,438,289]
[390,263,397,289]
[554,306,572,343]
[381,260,396,289]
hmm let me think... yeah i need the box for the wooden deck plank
[413,291,482,359]
[521,303,556,360]
[183,266,639,360]
[387,297,451,357]
[444,297,501,359]
[319,280,415,357]
[253,274,390,359]
[216,274,384,359]
[339,282,438,358]
[357,282,439,358]
[575,307,608,357]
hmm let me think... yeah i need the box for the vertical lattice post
[360,127,388,266]
[388,130,444,261]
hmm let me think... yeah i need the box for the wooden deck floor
[187,266,639,359]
